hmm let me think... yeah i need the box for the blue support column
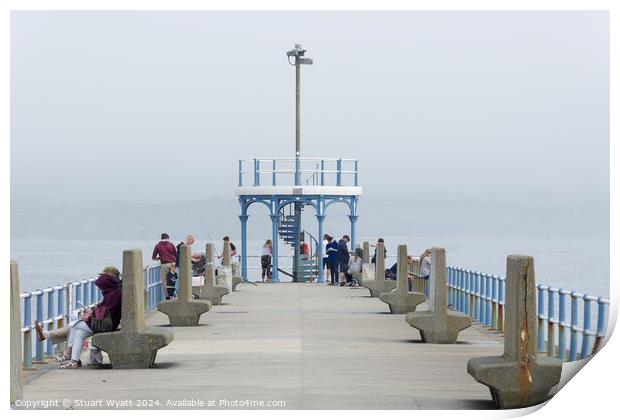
[270,214,280,282]
[349,215,358,252]
[239,214,249,281]
[316,214,325,283]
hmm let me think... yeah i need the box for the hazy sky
[10,11,609,238]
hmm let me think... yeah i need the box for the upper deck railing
[238,157,359,188]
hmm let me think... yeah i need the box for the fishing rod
[194,209,214,244]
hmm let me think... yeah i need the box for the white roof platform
[235,185,362,197]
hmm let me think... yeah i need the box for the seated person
[191,252,206,276]
[34,266,122,369]
[191,252,207,286]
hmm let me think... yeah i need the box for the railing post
[537,285,546,353]
[238,160,243,187]
[581,296,593,358]
[253,159,260,186]
[491,275,498,330]
[336,159,342,186]
[558,289,567,360]
[35,291,44,363]
[468,270,475,318]
[23,295,32,369]
[320,160,325,186]
[56,286,66,354]
[569,291,579,361]
[592,298,608,354]
[295,154,301,186]
[143,268,149,310]
[479,273,487,325]
[446,267,453,308]
[547,288,557,357]
[485,275,492,327]
[497,276,505,333]
[474,271,481,322]
[272,159,277,186]
[46,289,54,357]
[459,270,466,313]
[354,160,359,186]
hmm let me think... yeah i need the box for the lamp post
[287,44,313,179]
[286,44,313,282]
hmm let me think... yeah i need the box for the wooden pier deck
[22,283,506,410]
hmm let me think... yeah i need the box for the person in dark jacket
[371,238,387,264]
[176,234,196,269]
[33,266,122,369]
[336,235,350,286]
[325,235,339,285]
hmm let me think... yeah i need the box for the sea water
[11,235,610,299]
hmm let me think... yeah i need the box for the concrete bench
[467,255,562,409]
[193,243,229,305]
[158,245,212,326]
[93,250,174,369]
[379,245,426,314]
[362,243,395,297]
[406,247,471,343]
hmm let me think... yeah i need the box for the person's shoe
[58,359,82,369]
[339,282,345,287]
[34,320,46,342]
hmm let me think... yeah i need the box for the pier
[20,281,508,409]
[11,249,609,410]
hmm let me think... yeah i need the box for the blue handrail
[409,263,609,362]
[444,266,609,361]
[237,157,359,188]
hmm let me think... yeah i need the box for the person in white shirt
[322,235,330,283]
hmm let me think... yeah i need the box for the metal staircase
[278,203,319,281]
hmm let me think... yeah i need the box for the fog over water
[10,11,609,296]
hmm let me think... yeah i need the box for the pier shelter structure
[235,157,362,283]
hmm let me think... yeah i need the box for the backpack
[91,305,114,334]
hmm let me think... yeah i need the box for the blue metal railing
[406,261,609,362]
[444,266,609,362]
[237,157,359,187]
[19,264,164,369]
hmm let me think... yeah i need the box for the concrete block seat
[232,262,243,291]
[158,300,212,326]
[354,242,373,287]
[158,244,212,327]
[467,354,562,409]
[405,310,471,343]
[467,255,562,409]
[193,244,229,305]
[362,243,396,297]
[93,326,174,369]
[406,247,471,344]
[91,249,174,369]
[379,245,426,314]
